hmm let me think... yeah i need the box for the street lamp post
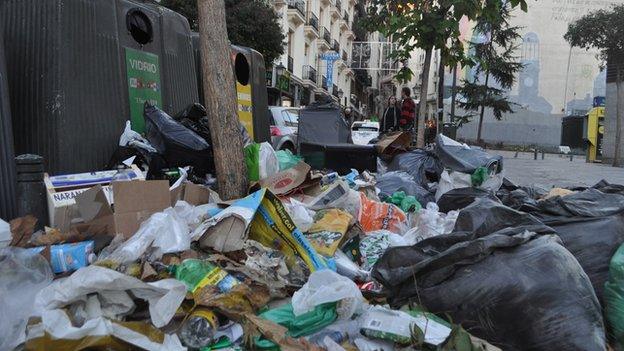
[275,63,285,106]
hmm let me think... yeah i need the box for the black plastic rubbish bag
[436,187,499,213]
[376,171,435,205]
[386,149,443,187]
[434,134,503,174]
[531,189,624,301]
[144,103,215,175]
[373,198,606,351]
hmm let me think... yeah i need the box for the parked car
[351,120,380,145]
[269,106,299,152]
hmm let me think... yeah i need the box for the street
[497,150,624,188]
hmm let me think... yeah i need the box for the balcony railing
[322,75,328,90]
[306,12,319,31]
[321,27,331,45]
[287,0,305,18]
[332,40,340,52]
[336,0,342,12]
[302,65,317,83]
[332,84,339,97]
[287,56,294,73]
[342,50,347,62]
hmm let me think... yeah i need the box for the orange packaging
[358,193,407,234]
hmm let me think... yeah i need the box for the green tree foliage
[565,5,624,166]
[160,0,285,65]
[363,0,527,147]
[456,0,523,142]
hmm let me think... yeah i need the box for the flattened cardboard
[170,182,221,207]
[259,161,311,195]
[375,131,411,156]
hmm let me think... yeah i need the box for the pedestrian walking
[400,87,415,131]
[381,96,400,133]
[344,107,354,127]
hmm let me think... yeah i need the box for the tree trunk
[197,0,248,199]
[614,64,622,167]
[477,71,490,144]
[437,51,445,135]
[416,48,433,148]
[450,65,457,125]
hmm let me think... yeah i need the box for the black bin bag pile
[373,198,607,350]
[529,189,624,302]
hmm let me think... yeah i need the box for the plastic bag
[119,120,157,153]
[244,143,261,181]
[387,149,443,187]
[259,142,279,180]
[358,193,407,234]
[144,104,214,175]
[292,269,365,319]
[284,198,316,232]
[531,188,624,301]
[245,142,279,181]
[259,302,337,339]
[605,242,624,346]
[276,149,303,171]
[437,187,499,213]
[376,171,435,206]
[403,203,458,245]
[384,191,421,213]
[434,134,503,174]
[436,169,503,201]
[373,198,606,351]
[0,247,53,351]
[102,207,190,264]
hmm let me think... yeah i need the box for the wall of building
[271,0,356,108]
[445,0,616,147]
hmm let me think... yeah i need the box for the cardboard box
[74,180,170,239]
[258,161,311,195]
[170,182,220,207]
[44,165,144,231]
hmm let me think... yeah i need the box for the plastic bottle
[170,259,240,294]
[179,308,219,349]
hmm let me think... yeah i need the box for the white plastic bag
[119,120,157,153]
[33,265,186,350]
[102,206,191,264]
[0,219,10,248]
[0,247,53,351]
[403,203,458,245]
[436,169,504,201]
[259,142,279,180]
[292,269,365,319]
[284,198,316,232]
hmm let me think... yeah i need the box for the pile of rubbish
[4,106,624,351]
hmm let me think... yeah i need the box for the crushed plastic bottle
[179,308,219,349]
[170,259,240,294]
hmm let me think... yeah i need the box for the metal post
[541,151,545,160]
[534,149,538,160]
[15,154,48,229]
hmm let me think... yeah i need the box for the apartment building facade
[270,0,357,109]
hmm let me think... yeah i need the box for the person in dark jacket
[400,87,416,130]
[381,96,400,133]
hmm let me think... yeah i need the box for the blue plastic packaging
[28,240,95,273]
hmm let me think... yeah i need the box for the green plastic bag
[276,149,302,171]
[605,242,624,344]
[245,143,260,181]
[254,302,337,349]
[384,191,422,212]
[471,167,488,187]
